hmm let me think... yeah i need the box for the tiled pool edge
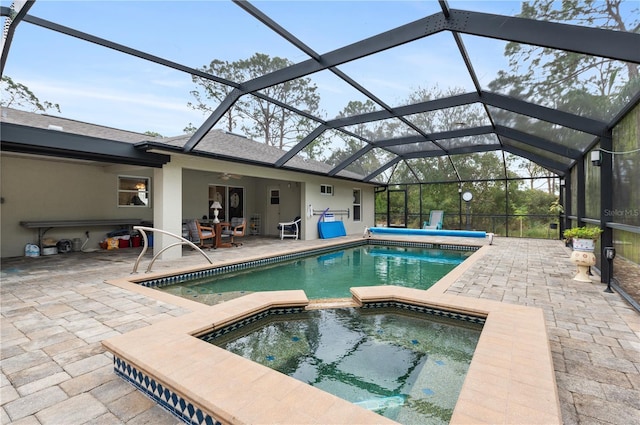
[351,286,562,424]
[133,238,478,290]
[198,302,485,345]
[112,356,222,425]
[104,241,562,424]
[102,291,398,425]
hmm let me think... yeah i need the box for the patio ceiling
[2,0,639,185]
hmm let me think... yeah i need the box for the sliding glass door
[209,185,244,222]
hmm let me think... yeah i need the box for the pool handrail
[132,226,213,274]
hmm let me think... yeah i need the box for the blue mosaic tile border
[199,303,484,346]
[113,356,221,425]
[198,306,306,343]
[367,239,435,249]
[138,239,478,289]
[361,301,486,325]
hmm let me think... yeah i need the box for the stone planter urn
[564,227,602,282]
[569,238,596,282]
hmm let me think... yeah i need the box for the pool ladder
[131,226,213,274]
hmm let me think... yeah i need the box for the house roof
[0,106,365,180]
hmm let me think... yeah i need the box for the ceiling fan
[219,172,242,181]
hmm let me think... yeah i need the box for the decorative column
[153,162,183,260]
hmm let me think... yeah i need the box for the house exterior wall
[1,153,378,258]
[0,155,154,258]
[302,177,374,239]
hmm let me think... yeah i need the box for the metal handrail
[132,226,212,274]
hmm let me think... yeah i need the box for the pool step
[306,298,358,310]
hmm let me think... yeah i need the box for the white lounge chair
[278,217,301,240]
[422,210,444,229]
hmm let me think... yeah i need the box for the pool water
[160,245,471,301]
[209,307,482,424]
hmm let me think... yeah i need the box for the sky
[1,0,529,137]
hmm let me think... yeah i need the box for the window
[118,176,150,207]
[353,189,361,222]
[270,189,280,205]
[320,184,333,195]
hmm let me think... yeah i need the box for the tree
[188,60,245,133]
[489,0,639,117]
[1,76,61,113]
[325,100,389,176]
[518,159,555,193]
[144,131,163,138]
[189,53,321,150]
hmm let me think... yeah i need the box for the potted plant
[548,199,564,230]
[563,226,603,282]
[563,226,602,251]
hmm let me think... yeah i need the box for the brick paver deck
[1,236,638,424]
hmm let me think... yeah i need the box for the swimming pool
[159,243,473,302]
[204,306,482,424]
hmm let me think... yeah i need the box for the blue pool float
[366,227,486,238]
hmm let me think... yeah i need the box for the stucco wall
[0,155,154,257]
[303,177,374,239]
[1,154,377,258]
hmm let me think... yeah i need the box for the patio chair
[186,219,215,248]
[222,217,246,246]
[422,210,444,230]
[278,216,301,240]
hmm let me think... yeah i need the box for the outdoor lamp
[603,247,616,293]
[210,201,222,223]
[591,150,602,166]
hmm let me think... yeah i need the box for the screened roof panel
[335,32,477,109]
[341,117,419,142]
[336,147,394,182]
[224,92,319,151]
[405,102,492,133]
[388,161,421,184]
[486,106,595,151]
[502,138,575,167]
[385,141,441,156]
[437,133,501,151]
[450,151,506,181]
[255,69,390,122]
[448,1,523,16]
[254,1,442,54]
[503,153,563,180]
[404,157,460,182]
[464,34,639,122]
[291,129,354,164]
[25,1,302,73]
[306,71,387,120]
[7,24,200,137]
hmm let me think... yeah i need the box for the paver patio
[1,236,639,424]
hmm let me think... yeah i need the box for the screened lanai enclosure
[1,1,639,297]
